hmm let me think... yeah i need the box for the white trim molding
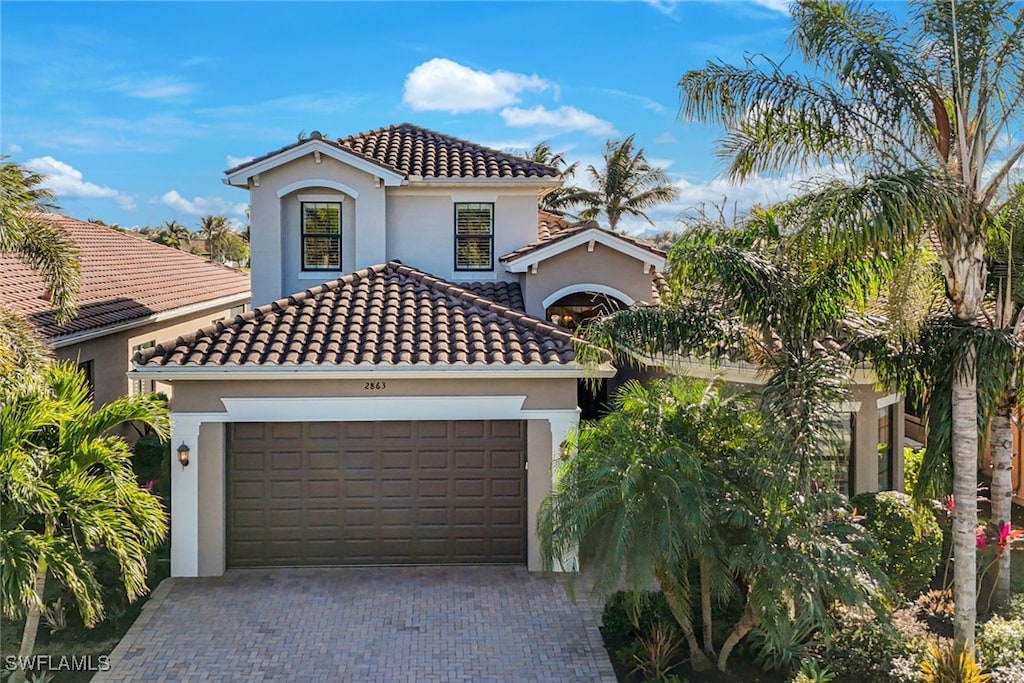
[542,284,635,310]
[502,227,665,274]
[169,415,202,577]
[279,182,358,200]
[877,393,901,408]
[224,139,405,188]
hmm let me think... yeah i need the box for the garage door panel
[227,420,526,567]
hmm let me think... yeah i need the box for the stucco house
[130,123,902,578]
[0,213,250,408]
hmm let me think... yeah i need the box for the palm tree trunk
[12,561,47,683]
[717,596,757,672]
[699,557,714,656]
[658,575,713,672]
[990,405,1014,609]
[952,363,979,650]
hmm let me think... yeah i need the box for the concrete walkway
[95,566,616,682]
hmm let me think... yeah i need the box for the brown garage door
[227,420,527,567]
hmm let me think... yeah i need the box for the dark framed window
[301,202,341,271]
[132,341,155,395]
[454,203,493,271]
[834,412,857,496]
[78,359,94,396]
[878,403,896,491]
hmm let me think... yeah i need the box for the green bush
[601,590,674,644]
[852,490,943,598]
[975,614,1024,670]
[820,607,909,682]
[903,447,924,496]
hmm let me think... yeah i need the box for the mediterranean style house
[129,123,903,577]
[0,213,250,408]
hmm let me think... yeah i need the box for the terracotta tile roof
[228,123,559,180]
[500,211,667,263]
[457,281,525,311]
[136,262,575,367]
[0,213,251,341]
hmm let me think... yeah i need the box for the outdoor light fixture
[177,442,191,467]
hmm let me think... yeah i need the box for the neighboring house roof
[225,123,559,184]
[135,261,575,368]
[501,211,667,267]
[0,213,251,344]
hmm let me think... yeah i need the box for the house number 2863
[364,381,386,390]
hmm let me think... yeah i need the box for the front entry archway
[545,291,628,420]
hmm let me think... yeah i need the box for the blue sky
[4,0,817,234]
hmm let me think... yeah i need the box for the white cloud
[654,133,678,144]
[160,190,248,218]
[748,0,791,13]
[646,0,790,17]
[6,142,23,154]
[226,154,254,169]
[500,105,616,137]
[403,58,549,114]
[25,156,135,210]
[109,76,196,100]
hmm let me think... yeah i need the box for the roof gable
[501,211,666,272]
[0,213,251,342]
[135,261,576,368]
[225,124,560,186]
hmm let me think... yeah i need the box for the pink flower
[946,495,955,516]
[976,528,987,550]
[144,480,156,491]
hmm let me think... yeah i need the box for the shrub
[820,607,909,682]
[852,490,943,597]
[751,614,819,673]
[903,447,924,496]
[975,614,1024,670]
[601,590,674,645]
[918,641,991,683]
[790,659,836,683]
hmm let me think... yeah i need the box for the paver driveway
[95,566,616,682]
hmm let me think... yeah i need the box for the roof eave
[129,363,615,380]
[223,139,406,188]
[501,227,666,272]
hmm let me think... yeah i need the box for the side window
[78,359,94,396]
[131,341,155,395]
[454,203,494,271]
[301,202,341,271]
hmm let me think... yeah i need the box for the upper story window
[301,202,341,271]
[454,203,493,271]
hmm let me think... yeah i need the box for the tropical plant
[919,641,991,683]
[678,0,1024,648]
[559,135,678,230]
[975,614,1024,670]
[851,491,943,598]
[198,214,231,263]
[0,159,80,321]
[792,659,837,683]
[150,219,191,250]
[539,378,885,673]
[523,141,585,217]
[0,361,168,682]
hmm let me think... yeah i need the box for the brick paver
[95,566,616,682]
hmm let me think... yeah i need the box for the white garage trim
[542,284,635,310]
[168,397,580,577]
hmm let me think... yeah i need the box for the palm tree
[539,378,885,673]
[562,135,679,231]
[523,142,585,217]
[0,361,168,681]
[152,220,191,250]
[198,214,230,262]
[677,0,1024,647]
[0,159,80,321]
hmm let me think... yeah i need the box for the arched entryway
[545,288,630,420]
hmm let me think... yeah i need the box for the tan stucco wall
[386,188,539,282]
[170,374,576,575]
[520,243,659,319]
[851,385,905,495]
[53,301,247,409]
[248,155,385,306]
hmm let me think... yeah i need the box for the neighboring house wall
[54,303,245,407]
[520,244,660,320]
[386,187,539,282]
[166,376,578,576]
[248,156,385,306]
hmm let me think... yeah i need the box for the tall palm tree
[0,159,80,321]
[0,362,168,681]
[563,135,679,231]
[525,141,586,217]
[198,214,230,262]
[677,0,1024,647]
